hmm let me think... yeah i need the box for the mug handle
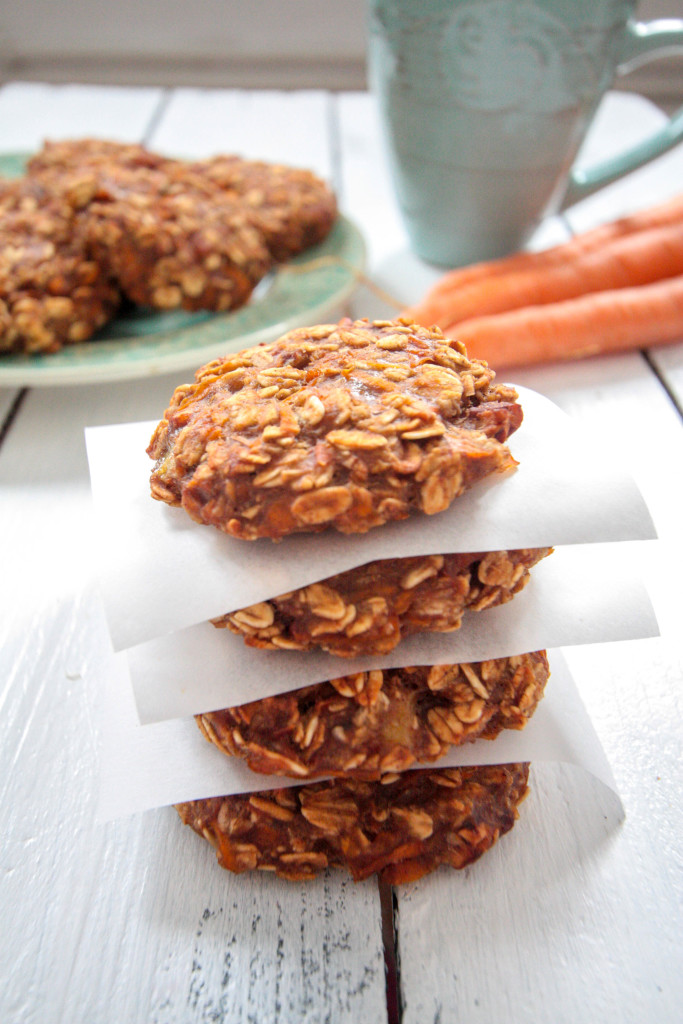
[561,18,683,208]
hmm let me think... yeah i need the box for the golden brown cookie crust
[197,652,548,781]
[176,763,530,883]
[214,547,552,656]
[147,318,523,539]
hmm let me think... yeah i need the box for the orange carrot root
[410,194,683,300]
[406,219,683,331]
[451,274,683,369]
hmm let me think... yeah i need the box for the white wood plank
[0,585,387,1024]
[397,734,681,1024]
[396,631,683,1024]
[0,81,165,150]
[148,87,334,179]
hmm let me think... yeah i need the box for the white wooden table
[1,81,682,1024]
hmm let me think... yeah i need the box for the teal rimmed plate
[0,152,365,386]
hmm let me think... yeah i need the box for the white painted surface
[1,81,682,1022]
[148,88,335,179]
[0,81,165,150]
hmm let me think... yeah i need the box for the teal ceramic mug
[366,0,683,265]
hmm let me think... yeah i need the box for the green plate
[0,153,365,386]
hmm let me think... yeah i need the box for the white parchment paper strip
[127,541,659,724]
[85,387,656,652]
[96,649,621,822]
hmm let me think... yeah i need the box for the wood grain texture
[0,590,387,1024]
[396,754,682,1024]
[0,413,388,1023]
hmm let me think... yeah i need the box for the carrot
[405,193,683,327]
[408,193,683,309]
[407,219,683,331]
[451,274,683,369]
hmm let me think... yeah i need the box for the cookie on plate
[196,651,549,780]
[82,162,272,312]
[0,178,120,354]
[176,762,530,882]
[214,547,551,656]
[147,318,523,539]
[195,154,337,261]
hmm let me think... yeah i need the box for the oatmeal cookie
[82,162,272,312]
[0,178,120,354]
[147,318,523,539]
[214,547,551,656]
[197,652,548,781]
[176,763,530,883]
[195,154,337,261]
[31,141,337,262]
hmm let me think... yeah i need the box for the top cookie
[147,317,522,540]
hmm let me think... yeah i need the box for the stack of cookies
[145,316,553,883]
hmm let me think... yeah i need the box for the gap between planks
[0,387,27,450]
[379,877,401,1024]
[643,349,683,421]
[141,88,173,149]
